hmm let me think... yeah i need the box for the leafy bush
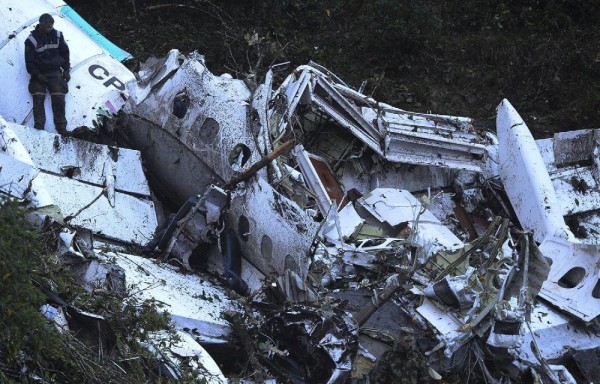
[0,199,61,370]
[0,199,201,382]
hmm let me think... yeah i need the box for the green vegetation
[0,199,201,382]
[0,199,61,382]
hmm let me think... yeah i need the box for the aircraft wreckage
[1,1,600,383]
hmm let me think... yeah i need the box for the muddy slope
[68,0,600,136]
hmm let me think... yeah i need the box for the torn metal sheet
[154,185,228,270]
[311,74,383,155]
[537,236,600,322]
[40,284,117,355]
[423,268,478,308]
[0,0,135,134]
[0,118,57,210]
[302,122,481,195]
[321,203,364,244]
[413,217,515,358]
[37,171,157,244]
[226,177,320,279]
[130,49,182,104]
[272,66,313,137]
[57,229,96,260]
[341,248,380,271]
[341,238,411,273]
[72,258,126,295]
[512,301,600,366]
[536,129,600,243]
[550,166,600,217]
[357,188,464,258]
[551,129,600,168]
[486,314,522,350]
[7,122,151,197]
[416,298,468,356]
[330,286,428,377]
[143,330,227,383]
[1,118,157,244]
[252,65,276,159]
[40,304,70,333]
[293,144,345,216]
[259,305,359,384]
[0,151,40,199]
[269,269,319,304]
[104,252,242,344]
[272,64,493,173]
[371,108,488,172]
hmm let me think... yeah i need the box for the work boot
[32,94,46,130]
[51,94,68,135]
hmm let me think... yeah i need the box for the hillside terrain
[68,0,600,136]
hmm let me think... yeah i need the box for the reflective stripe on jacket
[24,26,70,76]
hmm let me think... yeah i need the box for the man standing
[24,13,70,134]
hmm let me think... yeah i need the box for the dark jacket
[24,25,70,76]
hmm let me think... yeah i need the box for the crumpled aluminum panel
[1,119,158,245]
[8,123,151,196]
[538,236,600,322]
[0,152,38,199]
[128,53,257,183]
[107,252,240,344]
[359,188,464,254]
[513,301,600,364]
[143,330,227,383]
[226,177,320,279]
[36,172,157,244]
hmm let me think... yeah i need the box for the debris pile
[1,2,599,383]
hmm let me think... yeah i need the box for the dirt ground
[67,0,600,136]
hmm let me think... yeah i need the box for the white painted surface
[513,301,600,364]
[0,1,135,132]
[0,118,55,208]
[293,144,333,216]
[0,152,39,198]
[1,117,157,244]
[274,69,311,135]
[149,330,227,383]
[323,204,364,243]
[374,105,487,172]
[535,138,557,172]
[496,99,572,243]
[108,252,240,342]
[128,54,256,182]
[538,236,600,322]
[551,166,600,216]
[130,49,181,104]
[37,172,157,244]
[359,188,464,254]
[7,122,151,196]
[416,298,472,356]
[227,177,319,278]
